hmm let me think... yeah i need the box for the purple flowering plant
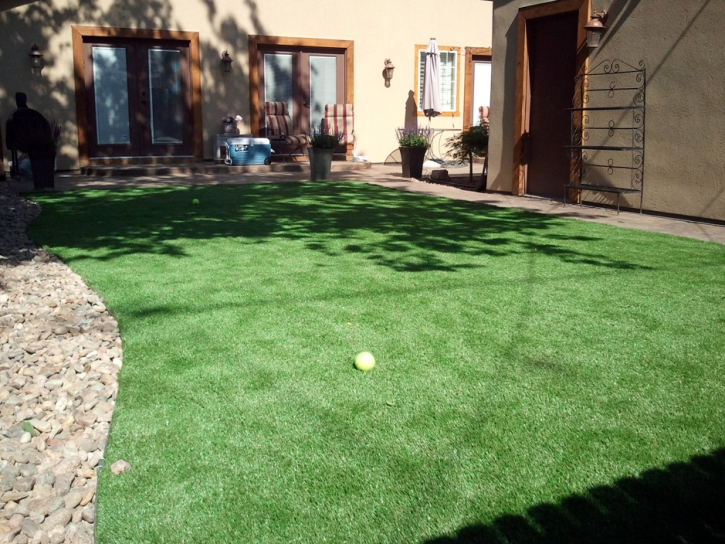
[396,125,430,148]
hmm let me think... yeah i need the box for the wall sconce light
[221,50,233,73]
[28,43,43,70]
[383,58,395,87]
[584,10,608,48]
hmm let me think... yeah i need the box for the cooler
[223,138,272,166]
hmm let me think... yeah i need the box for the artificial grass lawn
[29,181,725,543]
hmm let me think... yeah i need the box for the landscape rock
[110,460,130,475]
[41,509,72,532]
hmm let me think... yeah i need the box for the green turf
[28,181,725,543]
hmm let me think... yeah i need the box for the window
[415,44,461,116]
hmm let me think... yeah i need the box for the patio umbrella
[422,38,441,119]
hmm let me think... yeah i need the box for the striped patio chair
[264,102,310,161]
[323,104,354,160]
[479,105,491,125]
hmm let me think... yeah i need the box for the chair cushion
[324,104,354,145]
[284,134,310,146]
[265,102,292,137]
[479,105,491,124]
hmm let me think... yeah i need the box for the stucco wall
[0,0,493,170]
[490,0,725,221]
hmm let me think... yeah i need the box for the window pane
[92,47,131,145]
[440,51,456,111]
[473,61,492,125]
[264,53,294,119]
[148,49,184,144]
[309,56,337,130]
[418,50,426,108]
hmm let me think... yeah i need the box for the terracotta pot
[399,146,427,179]
[309,147,334,181]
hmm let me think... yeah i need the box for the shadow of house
[425,448,725,544]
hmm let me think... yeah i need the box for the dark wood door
[83,38,194,159]
[525,12,578,198]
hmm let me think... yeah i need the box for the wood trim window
[71,26,203,166]
[512,0,589,195]
[248,35,354,141]
[463,47,492,131]
[414,44,461,117]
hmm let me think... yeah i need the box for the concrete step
[80,160,371,178]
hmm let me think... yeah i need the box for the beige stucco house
[0,0,493,172]
[488,0,725,222]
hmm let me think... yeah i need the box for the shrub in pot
[309,123,343,181]
[397,125,430,179]
[446,121,489,190]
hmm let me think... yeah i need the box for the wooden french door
[83,38,194,159]
[256,46,346,137]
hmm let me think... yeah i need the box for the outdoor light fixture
[221,50,233,72]
[585,10,608,48]
[28,43,43,70]
[383,58,395,87]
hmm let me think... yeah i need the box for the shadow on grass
[28,181,651,273]
[425,448,725,544]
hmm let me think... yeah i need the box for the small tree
[446,122,489,189]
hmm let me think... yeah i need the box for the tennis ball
[192,198,199,205]
[355,352,375,371]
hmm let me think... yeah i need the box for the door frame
[512,0,589,195]
[463,47,492,132]
[248,35,354,143]
[72,26,203,166]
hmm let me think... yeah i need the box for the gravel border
[1,183,121,544]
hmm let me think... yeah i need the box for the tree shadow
[424,448,725,544]
[27,181,653,273]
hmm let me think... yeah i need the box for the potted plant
[308,122,342,181]
[29,120,60,190]
[446,121,489,190]
[221,113,243,134]
[397,125,430,179]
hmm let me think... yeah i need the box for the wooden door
[83,38,194,159]
[257,46,345,137]
[525,12,578,198]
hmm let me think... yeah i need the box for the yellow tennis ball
[192,198,199,205]
[355,352,375,371]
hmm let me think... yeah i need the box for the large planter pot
[399,146,427,179]
[28,150,56,190]
[309,147,334,181]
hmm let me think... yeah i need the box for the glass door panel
[309,56,337,130]
[91,47,131,145]
[264,53,294,120]
[148,49,184,144]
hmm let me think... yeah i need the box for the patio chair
[323,104,354,160]
[263,101,310,161]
